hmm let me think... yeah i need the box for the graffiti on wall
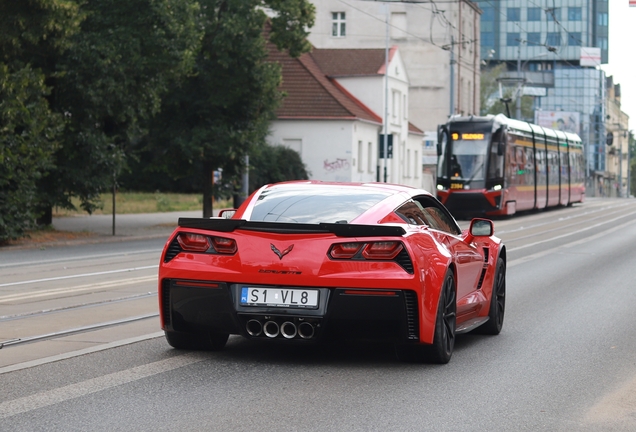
[323,158,350,172]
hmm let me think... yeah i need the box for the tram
[435,114,585,218]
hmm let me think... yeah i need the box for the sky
[601,0,636,129]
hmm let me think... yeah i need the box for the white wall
[268,119,381,183]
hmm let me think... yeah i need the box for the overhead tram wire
[338,0,478,52]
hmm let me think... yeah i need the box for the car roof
[260,180,430,196]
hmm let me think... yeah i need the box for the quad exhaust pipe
[246,319,263,337]
[245,319,316,339]
[298,322,315,339]
[263,321,280,338]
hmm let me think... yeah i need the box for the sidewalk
[4,210,215,249]
[52,210,205,238]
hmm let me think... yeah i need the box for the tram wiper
[465,162,484,185]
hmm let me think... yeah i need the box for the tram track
[0,313,159,349]
[499,205,636,246]
[0,292,156,322]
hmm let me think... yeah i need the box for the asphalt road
[1,198,635,431]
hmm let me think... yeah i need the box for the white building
[307,0,482,133]
[267,41,430,189]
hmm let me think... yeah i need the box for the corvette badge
[270,243,294,260]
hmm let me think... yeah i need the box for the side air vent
[164,238,182,262]
[483,247,490,263]
[161,279,171,326]
[395,248,414,274]
[404,290,419,340]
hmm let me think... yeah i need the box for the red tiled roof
[310,47,397,77]
[409,122,424,135]
[267,43,382,123]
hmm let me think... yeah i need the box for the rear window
[249,185,391,224]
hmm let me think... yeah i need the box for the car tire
[395,270,457,364]
[473,257,506,335]
[165,330,229,351]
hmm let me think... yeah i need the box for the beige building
[605,76,630,198]
[307,0,482,133]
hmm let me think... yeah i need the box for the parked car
[158,181,506,363]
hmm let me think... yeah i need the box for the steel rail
[0,313,159,349]
[0,292,156,323]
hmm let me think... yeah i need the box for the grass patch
[53,192,232,216]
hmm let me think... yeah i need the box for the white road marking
[0,250,161,269]
[0,275,157,303]
[508,217,632,268]
[0,347,206,419]
[0,265,158,288]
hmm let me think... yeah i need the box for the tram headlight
[437,184,445,191]
[493,184,502,191]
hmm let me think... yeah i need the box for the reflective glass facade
[476,0,609,176]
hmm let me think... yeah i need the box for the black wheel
[165,330,229,351]
[474,257,506,335]
[395,271,457,364]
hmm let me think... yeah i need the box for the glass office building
[476,0,609,183]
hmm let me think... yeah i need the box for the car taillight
[176,233,237,255]
[329,242,363,259]
[329,241,404,261]
[362,241,403,260]
[212,237,237,254]
[177,233,211,252]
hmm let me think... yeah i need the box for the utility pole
[449,35,454,116]
[383,2,389,183]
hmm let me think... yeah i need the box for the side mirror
[218,209,237,219]
[437,125,447,156]
[496,126,505,156]
[470,218,494,236]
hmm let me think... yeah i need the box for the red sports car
[158,181,506,363]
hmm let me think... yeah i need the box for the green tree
[0,0,81,241]
[249,144,309,191]
[34,0,202,224]
[142,0,315,217]
[0,65,64,242]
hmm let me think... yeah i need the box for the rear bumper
[160,278,420,343]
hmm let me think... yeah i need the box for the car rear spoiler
[177,218,405,237]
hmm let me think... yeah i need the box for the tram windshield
[449,138,489,182]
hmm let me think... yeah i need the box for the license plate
[240,287,319,308]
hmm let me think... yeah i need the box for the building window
[507,32,520,46]
[568,7,582,21]
[390,12,407,39]
[414,151,419,178]
[597,36,608,50]
[403,94,407,119]
[546,7,561,22]
[332,12,346,37]
[392,90,401,122]
[598,12,608,26]
[358,140,364,172]
[507,8,520,22]
[481,32,494,47]
[546,32,561,47]
[568,32,581,46]
[368,142,373,173]
[482,6,494,21]
[528,7,542,21]
[526,32,540,47]
[406,149,411,177]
